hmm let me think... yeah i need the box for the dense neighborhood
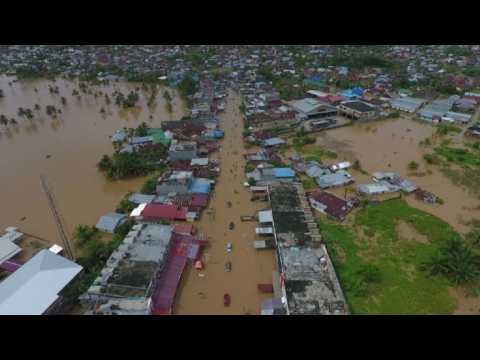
[1,45,480,315]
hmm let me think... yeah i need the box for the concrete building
[80,224,174,314]
[267,183,348,315]
[338,100,377,120]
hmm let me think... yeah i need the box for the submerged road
[174,91,277,315]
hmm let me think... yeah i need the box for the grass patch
[297,144,337,163]
[301,176,317,190]
[321,199,459,314]
[434,147,480,167]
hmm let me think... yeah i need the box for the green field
[320,199,459,314]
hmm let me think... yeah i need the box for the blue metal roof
[188,179,211,194]
[273,168,295,178]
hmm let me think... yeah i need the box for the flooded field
[0,76,186,257]
[174,92,277,315]
[316,117,480,235]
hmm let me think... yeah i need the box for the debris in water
[46,154,52,159]
[19,217,26,221]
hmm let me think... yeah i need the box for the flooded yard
[174,92,277,315]
[316,117,480,235]
[0,76,186,256]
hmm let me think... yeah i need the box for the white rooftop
[0,250,82,315]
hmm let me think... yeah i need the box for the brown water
[316,118,480,235]
[174,92,277,315]
[0,76,186,256]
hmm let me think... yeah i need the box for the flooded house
[0,227,24,268]
[168,141,198,161]
[96,213,128,233]
[308,190,354,221]
[389,96,425,113]
[247,166,296,186]
[289,98,337,120]
[316,170,354,189]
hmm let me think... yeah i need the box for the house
[309,190,353,221]
[262,137,287,148]
[96,213,128,233]
[147,128,171,146]
[338,101,377,121]
[0,228,23,267]
[168,141,197,161]
[128,193,157,205]
[0,250,83,315]
[290,98,337,119]
[188,178,212,194]
[389,97,425,113]
[316,170,354,189]
[131,136,153,146]
[357,182,400,195]
[340,87,364,100]
[466,124,480,137]
[139,204,188,221]
[258,210,273,225]
[156,177,192,196]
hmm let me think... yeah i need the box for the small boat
[229,222,235,230]
[227,243,232,253]
[224,293,231,307]
[224,261,232,272]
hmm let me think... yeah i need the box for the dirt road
[174,91,277,315]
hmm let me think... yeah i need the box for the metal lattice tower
[40,175,75,261]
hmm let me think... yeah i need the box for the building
[338,101,377,121]
[309,190,353,221]
[357,182,400,195]
[0,228,23,267]
[316,170,354,189]
[137,204,188,222]
[267,183,348,315]
[389,97,425,113]
[80,224,177,315]
[0,250,83,315]
[262,137,287,148]
[340,87,364,99]
[96,213,128,233]
[290,98,337,119]
[168,141,197,161]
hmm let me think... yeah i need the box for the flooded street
[0,76,186,256]
[316,118,480,234]
[174,92,277,315]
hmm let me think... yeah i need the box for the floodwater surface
[316,118,480,234]
[0,76,186,257]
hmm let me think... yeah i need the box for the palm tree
[9,118,17,126]
[0,89,4,98]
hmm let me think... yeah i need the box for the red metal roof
[141,204,188,221]
[191,194,209,207]
[310,190,351,221]
[174,224,194,235]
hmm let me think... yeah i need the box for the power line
[40,175,75,261]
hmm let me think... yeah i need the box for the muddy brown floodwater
[316,118,480,235]
[174,92,277,315]
[0,76,186,259]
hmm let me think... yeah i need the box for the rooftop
[0,250,83,315]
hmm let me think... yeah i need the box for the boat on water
[224,261,232,272]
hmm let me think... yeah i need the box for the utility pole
[40,175,75,261]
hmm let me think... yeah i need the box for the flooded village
[2,45,480,315]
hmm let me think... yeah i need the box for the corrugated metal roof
[273,168,295,178]
[0,250,82,315]
[96,213,127,233]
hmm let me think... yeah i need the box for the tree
[423,237,480,285]
[9,118,17,126]
[0,114,8,126]
[408,161,419,171]
[34,103,41,111]
[0,89,4,98]
[61,96,67,106]
[134,122,150,137]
